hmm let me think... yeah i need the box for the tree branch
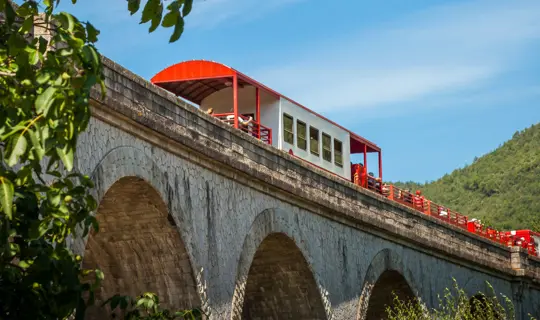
[0,71,16,77]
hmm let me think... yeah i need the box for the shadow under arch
[469,293,505,319]
[357,248,420,320]
[230,208,331,320]
[78,146,204,318]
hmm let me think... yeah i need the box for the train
[151,60,540,258]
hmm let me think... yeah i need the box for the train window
[334,139,343,167]
[310,126,319,156]
[297,120,307,150]
[283,113,294,144]
[322,133,332,162]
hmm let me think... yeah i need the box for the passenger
[439,206,448,218]
[414,190,424,211]
[504,234,513,247]
[404,189,412,204]
[382,183,390,197]
[241,117,254,135]
[375,177,383,193]
[367,172,375,190]
[241,115,257,137]
[475,219,483,233]
[225,114,254,132]
[240,115,254,125]
[521,237,528,250]
[528,239,536,255]
[358,164,367,187]
[470,218,480,232]
[486,227,495,239]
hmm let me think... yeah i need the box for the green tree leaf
[140,0,160,24]
[29,220,50,239]
[81,45,100,70]
[56,146,74,171]
[0,177,14,219]
[27,128,45,160]
[183,0,193,17]
[86,21,100,43]
[35,86,58,114]
[19,17,34,34]
[148,1,163,33]
[58,12,76,32]
[161,10,179,28]
[7,135,28,167]
[128,0,141,15]
[170,17,184,43]
[29,48,40,65]
[4,0,16,25]
[16,1,38,17]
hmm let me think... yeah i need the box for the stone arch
[231,208,330,320]
[78,146,204,318]
[357,248,419,320]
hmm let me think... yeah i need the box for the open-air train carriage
[151,60,382,183]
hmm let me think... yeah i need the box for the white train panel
[279,97,351,180]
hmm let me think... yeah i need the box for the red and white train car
[151,60,382,184]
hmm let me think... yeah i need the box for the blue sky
[55,0,540,183]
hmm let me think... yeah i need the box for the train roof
[151,60,380,153]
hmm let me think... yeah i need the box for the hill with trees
[393,122,540,231]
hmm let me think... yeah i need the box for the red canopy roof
[151,60,380,153]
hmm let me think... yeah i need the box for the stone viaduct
[70,57,540,319]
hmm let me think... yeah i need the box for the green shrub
[0,0,201,318]
[385,279,533,320]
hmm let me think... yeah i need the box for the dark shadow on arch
[82,176,201,319]
[365,270,415,320]
[357,248,419,320]
[241,232,327,320]
[469,293,503,320]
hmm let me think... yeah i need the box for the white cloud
[55,0,306,56]
[252,0,540,115]
[186,0,306,29]
[57,0,303,30]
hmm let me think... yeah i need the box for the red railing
[207,109,537,257]
[350,162,539,257]
[213,113,272,145]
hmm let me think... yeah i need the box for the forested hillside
[393,123,540,230]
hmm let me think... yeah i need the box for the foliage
[394,123,540,230]
[0,0,194,319]
[127,0,194,43]
[385,279,531,320]
[103,293,204,319]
